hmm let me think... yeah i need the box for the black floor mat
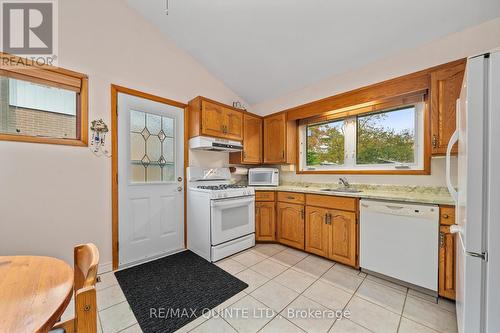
[114,250,248,333]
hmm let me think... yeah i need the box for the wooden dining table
[0,256,74,333]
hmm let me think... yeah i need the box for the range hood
[189,136,243,152]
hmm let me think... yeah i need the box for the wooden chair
[51,243,100,333]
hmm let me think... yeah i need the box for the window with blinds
[0,52,88,146]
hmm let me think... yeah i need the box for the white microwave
[248,168,279,186]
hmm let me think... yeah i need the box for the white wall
[0,0,246,270]
[252,17,500,116]
[249,17,500,187]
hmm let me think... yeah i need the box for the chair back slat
[52,243,100,333]
[74,243,99,291]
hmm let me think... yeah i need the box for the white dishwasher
[360,199,439,291]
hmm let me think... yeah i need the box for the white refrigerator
[446,51,499,333]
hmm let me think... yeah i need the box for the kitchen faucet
[339,177,350,188]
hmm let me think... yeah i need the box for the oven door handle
[211,196,255,207]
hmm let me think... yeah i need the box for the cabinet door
[201,101,225,138]
[256,202,275,241]
[223,109,243,141]
[263,113,286,163]
[277,202,304,250]
[431,62,465,155]
[329,210,357,267]
[439,225,456,300]
[305,206,329,258]
[242,114,262,163]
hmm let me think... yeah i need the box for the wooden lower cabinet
[277,202,305,250]
[305,206,330,257]
[439,225,456,300]
[305,207,357,267]
[329,210,357,267]
[255,202,275,241]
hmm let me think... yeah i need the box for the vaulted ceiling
[126,0,500,105]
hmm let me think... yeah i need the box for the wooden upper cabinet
[439,225,456,300]
[188,97,243,141]
[256,201,275,241]
[229,113,262,164]
[305,206,330,257]
[329,210,357,267]
[263,113,297,164]
[430,61,466,155]
[277,202,305,250]
[201,101,226,137]
[223,109,244,141]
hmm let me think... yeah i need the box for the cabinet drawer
[255,191,275,202]
[277,192,305,204]
[440,206,456,226]
[306,194,357,212]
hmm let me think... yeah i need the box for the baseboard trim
[99,261,113,274]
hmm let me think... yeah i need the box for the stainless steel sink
[320,188,363,193]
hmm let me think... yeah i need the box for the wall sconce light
[90,119,111,157]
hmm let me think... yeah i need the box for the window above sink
[297,92,428,174]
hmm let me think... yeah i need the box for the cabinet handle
[443,214,449,219]
[432,135,438,148]
[439,232,445,248]
[328,213,332,225]
[286,196,295,200]
[282,151,285,159]
[324,213,328,224]
[300,209,304,219]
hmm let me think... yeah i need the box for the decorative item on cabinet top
[232,101,247,110]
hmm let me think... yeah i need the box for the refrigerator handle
[446,128,458,203]
[446,128,459,204]
[445,97,460,204]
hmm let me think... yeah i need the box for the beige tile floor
[61,244,458,333]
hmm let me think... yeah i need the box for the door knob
[177,187,183,192]
[178,177,183,182]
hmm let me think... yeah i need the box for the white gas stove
[190,184,255,200]
[186,167,255,262]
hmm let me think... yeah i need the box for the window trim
[0,52,88,146]
[297,97,431,175]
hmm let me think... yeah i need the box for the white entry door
[118,93,184,267]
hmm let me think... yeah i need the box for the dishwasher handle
[361,201,437,218]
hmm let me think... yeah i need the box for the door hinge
[432,135,438,148]
[439,232,445,248]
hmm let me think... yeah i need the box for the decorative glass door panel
[130,110,175,183]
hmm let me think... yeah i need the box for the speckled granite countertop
[251,182,455,206]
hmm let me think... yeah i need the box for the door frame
[111,84,188,270]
